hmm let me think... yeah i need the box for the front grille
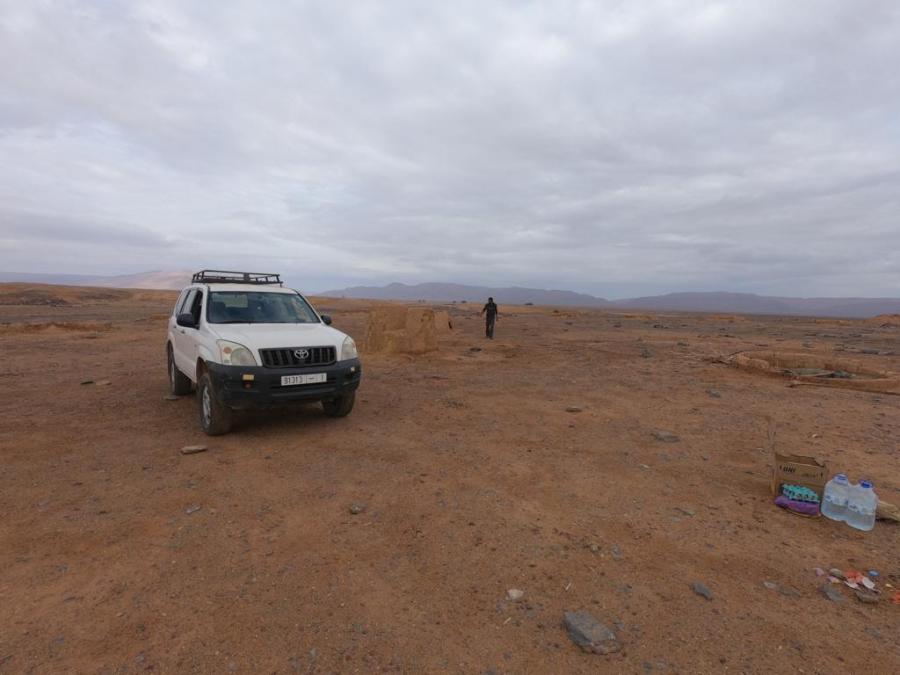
[259,346,336,368]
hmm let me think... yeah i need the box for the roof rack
[191,270,283,286]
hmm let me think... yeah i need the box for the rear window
[207,291,320,324]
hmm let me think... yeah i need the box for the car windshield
[207,291,320,324]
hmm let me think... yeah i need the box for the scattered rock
[180,445,207,455]
[763,581,777,591]
[821,584,843,604]
[855,590,879,604]
[565,406,582,413]
[610,545,623,561]
[185,505,201,515]
[706,389,722,399]
[675,507,695,517]
[692,582,713,601]
[563,611,621,655]
[469,347,483,352]
[587,542,601,554]
[653,430,680,443]
[507,588,524,601]
[349,502,366,515]
[639,464,650,470]
[80,380,94,385]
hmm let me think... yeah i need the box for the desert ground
[1,283,899,674]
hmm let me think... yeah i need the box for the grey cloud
[0,209,174,248]
[0,1,899,297]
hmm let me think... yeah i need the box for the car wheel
[197,372,233,435]
[322,391,355,418]
[168,346,193,396]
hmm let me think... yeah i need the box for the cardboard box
[771,451,828,517]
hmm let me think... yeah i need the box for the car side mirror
[321,314,333,325]
[176,313,197,328]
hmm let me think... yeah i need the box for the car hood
[208,323,348,351]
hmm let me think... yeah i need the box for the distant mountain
[5,272,900,318]
[320,282,612,307]
[0,270,190,290]
[0,271,106,286]
[619,291,900,318]
[91,271,191,290]
[321,283,900,318]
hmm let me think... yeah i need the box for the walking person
[481,297,499,339]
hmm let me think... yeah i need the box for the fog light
[242,374,255,381]
[350,366,357,373]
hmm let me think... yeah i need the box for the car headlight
[340,336,358,361]
[217,340,257,366]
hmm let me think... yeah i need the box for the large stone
[821,584,843,604]
[365,306,439,354]
[563,611,621,655]
[692,582,713,601]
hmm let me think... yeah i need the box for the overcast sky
[1,1,898,298]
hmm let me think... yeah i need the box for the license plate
[280,373,327,386]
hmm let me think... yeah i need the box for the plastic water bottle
[821,473,851,521]
[846,480,877,531]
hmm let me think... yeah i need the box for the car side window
[190,291,204,326]
[179,289,197,316]
[173,290,188,316]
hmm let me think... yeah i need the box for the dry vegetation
[1,284,899,673]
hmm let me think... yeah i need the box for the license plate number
[281,373,327,386]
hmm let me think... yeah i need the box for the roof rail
[191,270,283,286]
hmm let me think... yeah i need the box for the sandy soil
[1,284,899,674]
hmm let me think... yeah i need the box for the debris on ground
[855,590,879,604]
[507,589,524,601]
[349,503,366,515]
[180,445,207,455]
[876,499,900,523]
[185,505,201,515]
[565,406,582,413]
[692,582,713,601]
[652,430,680,443]
[80,380,94,385]
[94,380,111,386]
[821,585,844,604]
[563,611,621,655]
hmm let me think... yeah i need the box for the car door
[172,289,199,375]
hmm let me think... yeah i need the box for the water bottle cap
[860,480,873,489]
[835,473,849,483]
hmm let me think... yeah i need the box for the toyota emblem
[294,348,309,360]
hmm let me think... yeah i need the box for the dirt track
[2,284,899,673]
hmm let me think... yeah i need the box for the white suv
[166,270,361,435]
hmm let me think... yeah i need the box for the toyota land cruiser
[166,270,361,435]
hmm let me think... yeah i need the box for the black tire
[197,372,233,435]
[168,345,193,396]
[322,391,355,418]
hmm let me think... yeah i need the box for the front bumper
[206,358,361,409]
